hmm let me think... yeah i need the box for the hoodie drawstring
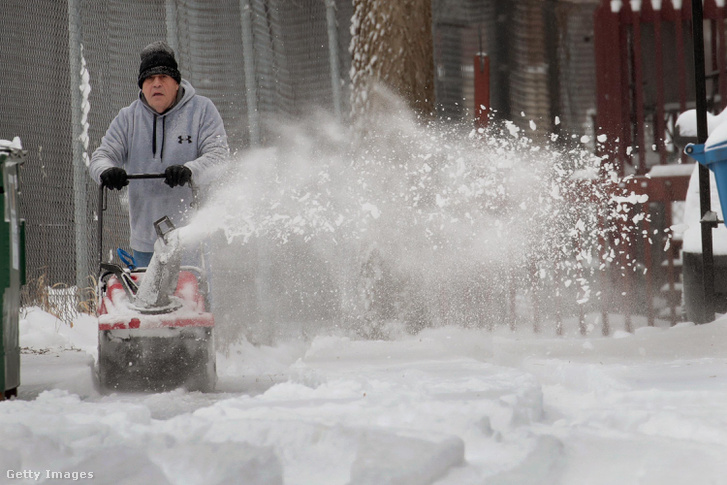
[152,115,157,157]
[160,116,165,161]
[152,115,166,161]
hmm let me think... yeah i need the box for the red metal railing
[595,0,727,175]
[594,0,727,331]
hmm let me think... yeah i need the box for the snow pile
[18,308,97,356]
[675,106,727,139]
[1,389,282,485]
[0,136,23,152]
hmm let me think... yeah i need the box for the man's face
[142,74,179,113]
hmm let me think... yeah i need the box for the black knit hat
[138,41,181,88]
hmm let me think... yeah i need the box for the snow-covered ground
[3,308,727,485]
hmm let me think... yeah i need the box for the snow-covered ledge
[0,136,23,155]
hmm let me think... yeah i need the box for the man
[89,41,229,267]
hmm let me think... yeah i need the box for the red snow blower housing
[95,174,216,392]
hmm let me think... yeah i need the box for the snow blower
[95,174,216,392]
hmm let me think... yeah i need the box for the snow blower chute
[95,173,216,392]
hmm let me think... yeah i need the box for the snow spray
[184,88,648,345]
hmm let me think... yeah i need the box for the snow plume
[186,90,648,343]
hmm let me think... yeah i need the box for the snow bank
[19,308,97,357]
[7,308,727,484]
[0,389,283,485]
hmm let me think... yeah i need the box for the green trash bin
[1,138,26,400]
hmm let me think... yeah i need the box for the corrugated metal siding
[432,0,500,120]
[434,0,599,139]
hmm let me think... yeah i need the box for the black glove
[100,167,128,190]
[164,165,193,188]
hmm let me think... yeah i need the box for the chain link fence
[1,0,353,320]
[1,0,605,338]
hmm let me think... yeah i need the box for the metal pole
[325,0,343,121]
[67,0,90,290]
[97,185,104,271]
[165,0,180,60]
[692,0,716,323]
[240,0,261,146]
[240,0,272,343]
[474,53,490,129]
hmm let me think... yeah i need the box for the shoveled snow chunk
[349,431,464,485]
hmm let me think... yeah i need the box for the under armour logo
[178,135,192,144]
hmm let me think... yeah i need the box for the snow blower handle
[128,172,197,192]
[126,173,166,180]
[97,173,198,272]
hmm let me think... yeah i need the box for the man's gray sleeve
[185,98,230,186]
[89,112,128,184]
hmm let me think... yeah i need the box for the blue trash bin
[685,141,727,227]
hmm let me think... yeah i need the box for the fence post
[594,0,624,173]
[717,6,727,110]
[67,0,90,290]
[646,1,668,165]
[325,0,343,121]
[692,0,717,324]
[240,0,261,146]
[631,5,647,174]
[165,0,180,59]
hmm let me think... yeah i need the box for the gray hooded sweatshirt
[90,79,229,252]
